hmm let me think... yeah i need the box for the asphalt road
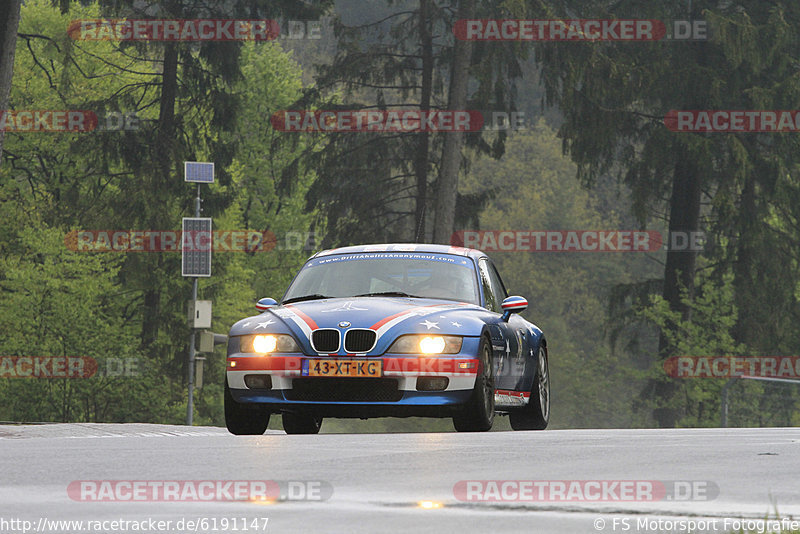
[0,424,798,534]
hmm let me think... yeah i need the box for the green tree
[299,0,528,246]
[0,0,22,160]
[0,217,172,422]
[535,0,800,426]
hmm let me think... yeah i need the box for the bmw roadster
[225,244,549,434]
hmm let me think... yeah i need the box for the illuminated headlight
[420,336,445,354]
[240,334,300,354]
[388,335,463,355]
[253,335,276,353]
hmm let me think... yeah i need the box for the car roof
[310,243,487,260]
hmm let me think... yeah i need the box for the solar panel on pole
[183,162,214,426]
[184,161,214,183]
[182,217,212,277]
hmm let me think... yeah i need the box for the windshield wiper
[353,291,422,298]
[282,294,330,305]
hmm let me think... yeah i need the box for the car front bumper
[226,355,478,417]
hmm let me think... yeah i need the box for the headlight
[240,334,300,354]
[420,336,445,354]
[253,335,276,353]
[388,335,463,355]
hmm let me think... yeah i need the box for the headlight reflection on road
[249,496,278,505]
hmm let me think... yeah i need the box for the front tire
[453,336,495,432]
[225,382,270,435]
[509,343,549,430]
[282,412,323,434]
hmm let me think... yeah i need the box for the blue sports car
[225,244,549,434]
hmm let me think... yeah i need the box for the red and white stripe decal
[287,305,319,330]
[272,305,317,339]
[371,302,469,338]
[370,308,419,332]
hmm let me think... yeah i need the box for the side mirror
[501,296,528,322]
[255,297,278,312]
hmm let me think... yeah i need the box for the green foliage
[0,218,180,422]
[7,0,159,227]
[637,272,743,427]
[640,273,743,361]
[0,1,319,426]
[637,271,798,427]
[226,41,320,300]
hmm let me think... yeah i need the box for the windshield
[283,252,480,305]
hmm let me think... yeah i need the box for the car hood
[230,296,489,355]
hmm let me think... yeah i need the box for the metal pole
[187,278,197,425]
[186,184,201,426]
[721,378,737,428]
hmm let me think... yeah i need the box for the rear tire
[509,344,549,431]
[282,412,323,435]
[453,336,495,432]
[225,382,269,435]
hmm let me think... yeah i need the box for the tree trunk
[432,0,474,244]
[141,43,179,355]
[652,151,702,427]
[413,0,433,242]
[651,28,708,428]
[732,172,756,345]
[0,0,22,163]
[156,43,179,182]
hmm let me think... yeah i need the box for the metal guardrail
[721,375,800,427]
